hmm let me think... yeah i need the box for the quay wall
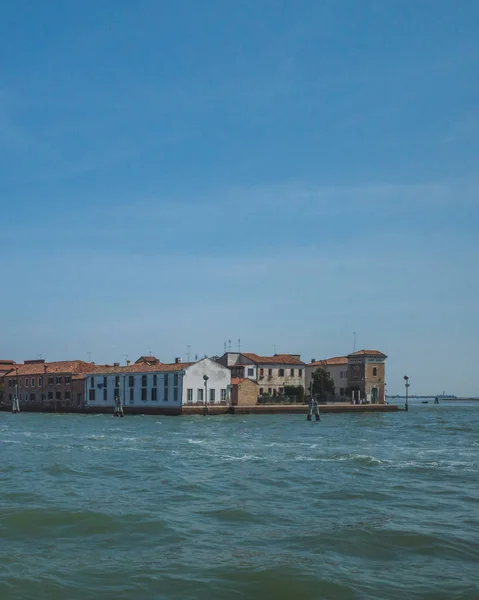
[0,404,399,416]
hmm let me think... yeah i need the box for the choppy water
[1,402,478,600]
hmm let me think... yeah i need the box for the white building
[306,356,349,396]
[217,352,305,397]
[84,358,231,410]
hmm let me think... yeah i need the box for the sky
[1,0,478,395]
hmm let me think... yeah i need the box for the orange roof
[4,360,104,377]
[135,356,161,365]
[348,350,387,358]
[93,362,194,375]
[241,353,305,366]
[231,377,257,386]
[309,356,348,367]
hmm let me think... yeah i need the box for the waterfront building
[305,356,349,396]
[2,359,100,410]
[217,352,305,398]
[230,377,259,407]
[347,350,387,403]
[84,357,231,409]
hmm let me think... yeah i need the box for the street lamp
[203,374,209,415]
[404,375,409,412]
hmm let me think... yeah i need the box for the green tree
[311,367,335,402]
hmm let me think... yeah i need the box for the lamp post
[203,374,209,416]
[404,375,409,412]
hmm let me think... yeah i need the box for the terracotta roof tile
[5,360,104,377]
[93,362,194,375]
[348,350,387,358]
[241,353,305,366]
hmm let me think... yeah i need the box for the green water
[1,403,478,600]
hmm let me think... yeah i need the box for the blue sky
[1,1,478,395]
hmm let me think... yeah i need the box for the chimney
[126,360,131,366]
[175,357,181,364]
[311,358,316,363]
[113,362,120,367]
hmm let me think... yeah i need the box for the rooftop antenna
[36,353,43,360]
[353,332,357,353]
[86,351,92,363]
[187,345,191,362]
[228,339,231,351]
[123,354,129,365]
[238,338,241,352]
[224,341,227,354]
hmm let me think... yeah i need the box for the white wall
[327,364,348,395]
[182,358,231,404]
[84,370,185,408]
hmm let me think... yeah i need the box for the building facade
[84,357,231,410]
[306,356,349,396]
[347,350,387,403]
[3,359,99,409]
[230,377,259,406]
[217,352,305,397]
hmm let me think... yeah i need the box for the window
[56,376,62,385]
[153,375,157,387]
[141,388,147,401]
[24,393,28,401]
[164,375,169,402]
[259,368,264,378]
[38,377,43,387]
[25,379,29,388]
[298,369,303,377]
[103,376,107,387]
[290,369,294,377]
[373,367,377,377]
[197,388,203,402]
[129,376,135,387]
[221,388,227,402]
[89,377,94,388]
[151,387,157,401]
[187,389,193,403]
[268,388,272,394]
[279,369,284,377]
[8,394,12,402]
[103,388,107,401]
[142,375,147,387]
[56,391,61,400]
[268,368,273,378]
[247,368,254,377]
[340,388,345,396]
[209,389,215,403]
[48,391,53,400]
[30,393,36,402]
[65,391,71,400]
[31,378,35,387]
[48,376,54,385]
[129,388,134,404]
[65,376,71,384]
[115,376,120,388]
[89,389,95,401]
[173,374,179,402]
[259,388,264,395]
